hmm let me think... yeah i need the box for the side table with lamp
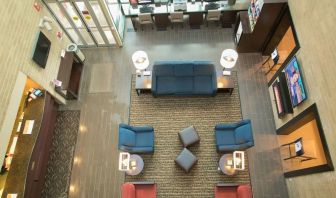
[119,152,144,176]
[132,51,152,96]
[219,151,245,175]
[220,49,238,76]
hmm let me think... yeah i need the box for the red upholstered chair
[122,182,157,198]
[215,183,252,198]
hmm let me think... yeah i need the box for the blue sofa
[118,123,154,153]
[215,119,254,152]
[151,61,217,96]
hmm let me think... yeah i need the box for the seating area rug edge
[126,72,250,198]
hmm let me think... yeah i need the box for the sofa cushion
[193,64,214,75]
[215,129,235,145]
[174,64,194,76]
[154,65,174,76]
[119,128,136,146]
[237,185,252,198]
[122,183,136,198]
[136,131,154,147]
[194,76,213,93]
[215,186,238,198]
[235,124,252,144]
[156,76,176,94]
[135,184,157,198]
[175,77,193,94]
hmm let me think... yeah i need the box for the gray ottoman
[175,148,198,172]
[179,126,200,147]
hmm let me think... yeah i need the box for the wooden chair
[138,13,154,31]
[170,12,184,29]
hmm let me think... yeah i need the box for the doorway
[44,0,120,47]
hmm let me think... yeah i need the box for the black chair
[154,13,170,31]
[281,137,315,162]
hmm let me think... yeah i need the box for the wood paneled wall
[269,0,336,197]
[0,1,70,166]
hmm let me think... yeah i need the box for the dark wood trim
[284,164,333,178]
[276,103,334,177]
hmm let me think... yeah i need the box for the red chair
[122,182,157,198]
[215,183,252,198]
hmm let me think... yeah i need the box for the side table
[219,154,237,176]
[217,75,234,95]
[126,154,144,176]
[135,74,152,96]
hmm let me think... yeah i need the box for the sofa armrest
[217,144,240,152]
[131,181,155,185]
[119,145,132,152]
[130,146,154,153]
[133,126,154,133]
[151,73,157,94]
[215,120,251,130]
[216,183,240,187]
[119,123,154,133]
[237,142,254,150]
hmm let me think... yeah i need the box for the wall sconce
[39,16,53,31]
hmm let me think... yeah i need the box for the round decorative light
[132,51,149,70]
[220,49,238,69]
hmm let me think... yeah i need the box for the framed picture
[272,81,284,117]
[284,56,307,107]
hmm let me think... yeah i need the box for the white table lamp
[118,152,130,171]
[233,151,245,170]
[220,49,238,75]
[132,51,149,75]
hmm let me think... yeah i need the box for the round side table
[219,154,237,176]
[126,154,144,176]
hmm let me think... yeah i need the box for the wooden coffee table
[217,75,234,95]
[135,74,152,96]
[219,154,237,176]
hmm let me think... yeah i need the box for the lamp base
[223,70,231,76]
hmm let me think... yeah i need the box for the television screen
[284,56,307,107]
[32,31,51,68]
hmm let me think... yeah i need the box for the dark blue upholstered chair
[215,119,254,153]
[118,123,154,153]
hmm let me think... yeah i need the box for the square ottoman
[175,148,198,172]
[178,126,200,147]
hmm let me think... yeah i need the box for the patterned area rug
[126,73,250,198]
[42,110,80,198]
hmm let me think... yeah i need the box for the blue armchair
[215,120,254,152]
[118,124,154,153]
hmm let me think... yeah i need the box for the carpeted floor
[42,110,80,198]
[126,72,250,198]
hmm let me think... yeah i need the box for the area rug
[42,110,80,198]
[126,72,250,198]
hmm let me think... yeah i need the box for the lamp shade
[220,49,238,69]
[132,51,149,70]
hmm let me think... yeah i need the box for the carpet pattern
[126,73,250,198]
[42,110,80,198]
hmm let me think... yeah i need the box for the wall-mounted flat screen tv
[284,56,307,107]
[32,31,51,68]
